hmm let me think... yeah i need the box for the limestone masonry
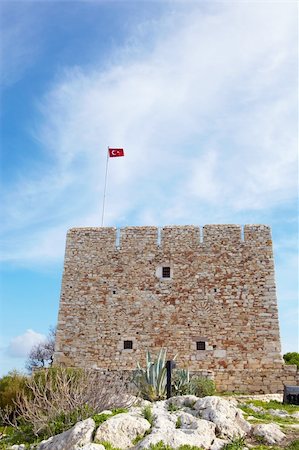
[54,225,299,393]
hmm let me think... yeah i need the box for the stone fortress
[54,225,299,393]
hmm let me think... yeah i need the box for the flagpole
[101,147,109,227]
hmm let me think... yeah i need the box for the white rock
[210,438,229,450]
[194,396,251,438]
[252,423,286,444]
[268,408,288,417]
[137,401,216,450]
[166,395,199,409]
[37,418,95,450]
[9,446,26,450]
[292,412,299,419]
[137,420,216,450]
[78,445,106,450]
[98,410,113,415]
[95,412,151,449]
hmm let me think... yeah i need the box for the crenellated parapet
[65,224,272,252]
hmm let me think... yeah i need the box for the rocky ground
[7,394,299,450]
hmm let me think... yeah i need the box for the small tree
[283,352,299,368]
[25,327,56,373]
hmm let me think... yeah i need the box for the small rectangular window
[196,341,206,350]
[162,267,171,278]
[124,340,133,350]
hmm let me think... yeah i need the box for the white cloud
[7,329,46,358]
[1,1,297,265]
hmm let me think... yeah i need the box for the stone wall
[54,225,296,393]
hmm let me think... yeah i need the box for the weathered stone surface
[95,413,151,449]
[252,423,286,444]
[37,418,95,450]
[166,395,199,408]
[137,400,216,449]
[53,225,299,393]
[194,396,251,438]
[79,445,106,450]
[210,438,229,450]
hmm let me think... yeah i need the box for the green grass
[132,433,145,445]
[239,404,299,425]
[93,408,128,427]
[148,443,203,450]
[175,416,182,429]
[143,405,154,426]
[222,437,245,450]
[245,400,299,414]
[0,424,42,449]
[250,439,299,450]
[168,403,180,412]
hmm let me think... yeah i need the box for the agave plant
[172,368,190,396]
[133,348,171,401]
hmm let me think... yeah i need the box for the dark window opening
[124,340,133,350]
[214,288,217,292]
[162,266,171,278]
[196,341,206,350]
[112,290,116,294]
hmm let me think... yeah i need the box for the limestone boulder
[137,401,216,450]
[252,423,286,444]
[94,412,151,449]
[79,445,106,450]
[210,438,230,450]
[9,446,26,450]
[37,418,95,450]
[166,395,199,409]
[194,396,251,438]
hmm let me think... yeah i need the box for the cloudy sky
[0,0,298,376]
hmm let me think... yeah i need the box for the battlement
[66,224,272,251]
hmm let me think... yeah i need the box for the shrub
[189,376,216,397]
[13,367,133,437]
[0,371,27,411]
[283,352,299,368]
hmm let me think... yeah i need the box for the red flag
[109,148,124,157]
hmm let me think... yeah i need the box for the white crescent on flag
[109,148,125,157]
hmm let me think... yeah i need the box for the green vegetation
[133,349,172,401]
[143,405,154,426]
[250,439,299,450]
[0,367,130,448]
[172,369,190,396]
[132,433,145,445]
[148,442,203,450]
[175,416,182,428]
[239,403,299,425]
[283,352,299,368]
[245,399,299,414]
[0,371,27,411]
[167,402,180,412]
[172,369,216,398]
[93,408,128,427]
[189,376,216,397]
[222,437,245,450]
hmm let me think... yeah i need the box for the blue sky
[0,0,298,376]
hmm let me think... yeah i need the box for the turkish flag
[109,148,124,157]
